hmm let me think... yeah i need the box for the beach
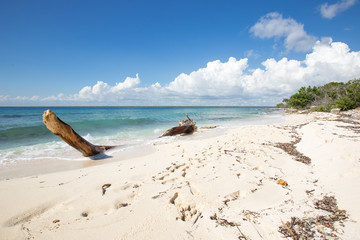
[1,110,360,239]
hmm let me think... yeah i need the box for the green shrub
[276,103,285,108]
[285,86,321,109]
[334,97,355,110]
[278,79,360,112]
[317,106,326,112]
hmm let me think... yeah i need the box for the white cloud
[2,40,360,106]
[164,39,360,105]
[112,74,140,92]
[245,50,260,59]
[29,96,40,101]
[167,57,249,96]
[250,12,317,52]
[0,95,9,103]
[76,74,141,101]
[320,0,357,19]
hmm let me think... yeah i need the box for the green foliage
[285,86,321,109]
[317,106,326,112]
[320,82,345,100]
[345,80,360,108]
[279,79,360,111]
[276,103,285,108]
[334,97,355,110]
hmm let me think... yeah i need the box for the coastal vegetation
[277,79,360,111]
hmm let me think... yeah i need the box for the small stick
[236,225,250,240]
[102,183,111,195]
[192,212,202,226]
[281,220,297,240]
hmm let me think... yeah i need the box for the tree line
[277,79,360,111]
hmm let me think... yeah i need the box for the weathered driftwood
[160,113,197,137]
[43,109,114,157]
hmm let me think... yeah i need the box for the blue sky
[1,0,360,106]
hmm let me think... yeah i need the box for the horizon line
[0,105,277,108]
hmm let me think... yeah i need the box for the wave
[0,117,159,150]
[0,114,25,118]
[0,125,55,150]
[0,107,282,164]
[66,117,159,134]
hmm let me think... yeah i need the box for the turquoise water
[0,107,281,164]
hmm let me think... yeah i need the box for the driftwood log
[43,110,114,157]
[160,113,197,137]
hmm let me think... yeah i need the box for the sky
[1,0,360,106]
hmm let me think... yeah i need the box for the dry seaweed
[274,125,311,165]
[274,140,311,165]
[279,195,348,239]
[336,125,360,135]
[332,117,360,126]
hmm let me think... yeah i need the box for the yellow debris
[277,179,288,187]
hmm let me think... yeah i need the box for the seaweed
[279,195,348,239]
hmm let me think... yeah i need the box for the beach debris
[169,192,179,204]
[210,213,217,220]
[277,179,288,187]
[223,199,230,206]
[200,125,218,129]
[52,219,60,224]
[210,213,250,240]
[102,183,111,195]
[279,195,348,239]
[258,108,282,111]
[224,149,233,155]
[42,109,115,157]
[160,113,197,137]
[215,217,236,227]
[306,189,315,195]
[115,203,129,209]
[81,212,88,217]
[314,196,347,218]
[274,130,311,165]
[192,212,202,226]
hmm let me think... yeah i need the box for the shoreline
[0,124,225,181]
[1,111,359,239]
[0,111,283,180]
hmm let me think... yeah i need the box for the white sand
[1,112,360,239]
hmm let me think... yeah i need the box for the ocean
[0,107,282,166]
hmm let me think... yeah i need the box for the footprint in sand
[5,202,55,227]
[169,192,201,222]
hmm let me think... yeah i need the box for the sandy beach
[1,111,360,240]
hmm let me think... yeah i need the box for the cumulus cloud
[320,0,357,19]
[1,40,360,106]
[250,12,317,52]
[166,39,360,102]
[76,74,140,101]
[167,57,249,96]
